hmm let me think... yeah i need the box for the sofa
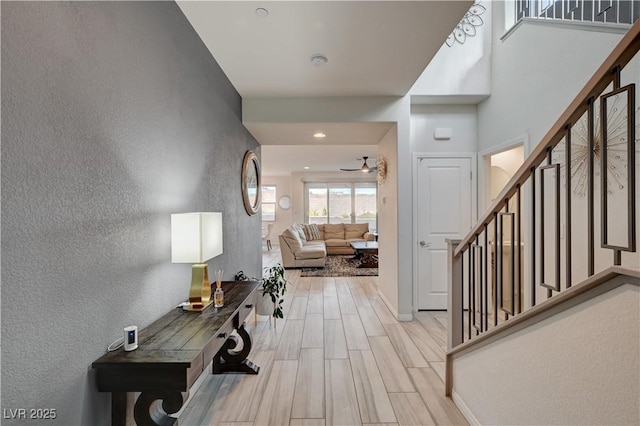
[278,223,375,269]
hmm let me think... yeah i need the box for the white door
[417,157,473,310]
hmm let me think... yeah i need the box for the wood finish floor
[178,247,467,426]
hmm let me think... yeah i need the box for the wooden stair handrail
[455,19,640,258]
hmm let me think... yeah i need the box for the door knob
[419,241,432,247]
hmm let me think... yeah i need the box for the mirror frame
[241,151,261,216]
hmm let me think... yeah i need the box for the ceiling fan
[340,156,378,173]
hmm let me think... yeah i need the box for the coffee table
[350,241,379,268]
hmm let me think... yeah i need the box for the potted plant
[235,263,289,320]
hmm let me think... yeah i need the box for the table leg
[133,391,187,426]
[111,392,128,426]
[212,324,260,374]
[357,252,379,268]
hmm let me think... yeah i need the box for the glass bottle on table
[214,269,224,307]
[214,286,224,308]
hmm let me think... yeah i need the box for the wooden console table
[92,280,260,426]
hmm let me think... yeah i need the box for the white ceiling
[178,1,473,175]
[263,144,383,175]
[249,122,393,174]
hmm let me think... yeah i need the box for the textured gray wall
[1,2,261,424]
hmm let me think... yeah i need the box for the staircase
[446,19,640,425]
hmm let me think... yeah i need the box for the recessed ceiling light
[304,166,310,170]
[313,132,326,139]
[310,54,328,67]
[255,8,269,17]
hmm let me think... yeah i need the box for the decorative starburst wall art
[551,86,639,197]
[377,154,388,185]
[446,1,485,47]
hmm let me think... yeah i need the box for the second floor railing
[448,19,639,349]
[515,0,640,25]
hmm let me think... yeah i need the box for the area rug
[300,255,378,277]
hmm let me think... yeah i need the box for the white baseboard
[376,289,413,321]
[452,389,480,426]
[397,313,413,321]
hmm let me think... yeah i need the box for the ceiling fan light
[361,156,370,172]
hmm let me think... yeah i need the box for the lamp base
[183,263,212,312]
[182,302,212,312]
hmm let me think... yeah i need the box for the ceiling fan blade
[341,167,377,173]
[340,155,377,173]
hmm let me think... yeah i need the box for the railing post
[447,238,463,350]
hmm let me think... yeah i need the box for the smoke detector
[255,8,269,17]
[310,54,328,67]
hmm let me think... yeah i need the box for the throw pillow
[293,223,307,242]
[303,223,321,240]
[345,223,368,239]
[302,224,313,240]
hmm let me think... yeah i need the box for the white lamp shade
[171,212,223,263]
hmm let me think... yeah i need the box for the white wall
[411,104,478,153]
[377,125,400,314]
[410,1,491,98]
[452,282,640,425]
[477,2,625,154]
[262,175,293,246]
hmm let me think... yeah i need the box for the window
[307,184,328,224]
[354,182,377,231]
[329,184,351,224]
[261,185,276,221]
[304,181,377,231]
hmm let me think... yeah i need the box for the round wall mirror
[278,195,291,210]
[242,151,261,215]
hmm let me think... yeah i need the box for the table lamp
[171,212,223,311]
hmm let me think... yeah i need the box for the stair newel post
[446,238,463,398]
[447,238,463,351]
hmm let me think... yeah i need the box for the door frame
[478,134,531,307]
[412,152,478,313]
[478,134,530,215]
